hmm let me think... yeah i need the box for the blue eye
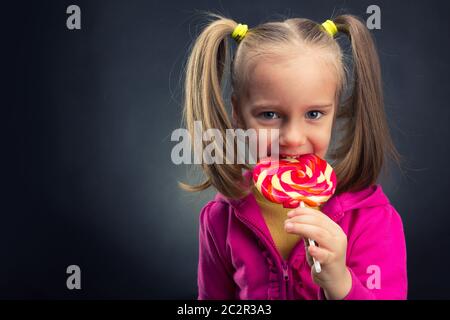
[306,111,324,120]
[260,111,280,120]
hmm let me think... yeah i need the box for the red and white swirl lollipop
[253,153,337,273]
[253,153,336,208]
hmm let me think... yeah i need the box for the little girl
[179,13,407,300]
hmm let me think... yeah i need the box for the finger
[285,215,336,236]
[287,206,321,217]
[303,238,314,266]
[284,222,332,248]
[287,208,338,235]
[308,245,333,265]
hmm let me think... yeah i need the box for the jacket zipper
[282,262,290,300]
[237,214,291,299]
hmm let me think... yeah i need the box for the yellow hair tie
[321,19,338,37]
[231,23,248,42]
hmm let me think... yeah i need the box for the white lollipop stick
[300,201,322,273]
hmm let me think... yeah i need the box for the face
[232,53,338,161]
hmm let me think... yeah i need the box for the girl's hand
[284,206,352,300]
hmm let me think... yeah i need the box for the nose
[279,120,307,148]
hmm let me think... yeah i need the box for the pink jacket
[197,172,408,300]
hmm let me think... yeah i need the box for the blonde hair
[178,12,401,199]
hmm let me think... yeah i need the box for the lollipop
[253,153,337,273]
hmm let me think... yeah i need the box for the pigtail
[331,15,401,194]
[178,14,252,199]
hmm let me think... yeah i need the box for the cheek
[310,126,333,157]
[255,128,277,150]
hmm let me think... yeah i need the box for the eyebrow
[250,103,333,110]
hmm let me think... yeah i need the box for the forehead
[243,54,338,106]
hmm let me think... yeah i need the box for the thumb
[303,238,314,266]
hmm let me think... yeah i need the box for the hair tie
[321,19,338,37]
[231,23,248,43]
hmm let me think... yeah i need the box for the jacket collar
[214,170,390,230]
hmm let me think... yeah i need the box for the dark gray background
[3,0,449,299]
